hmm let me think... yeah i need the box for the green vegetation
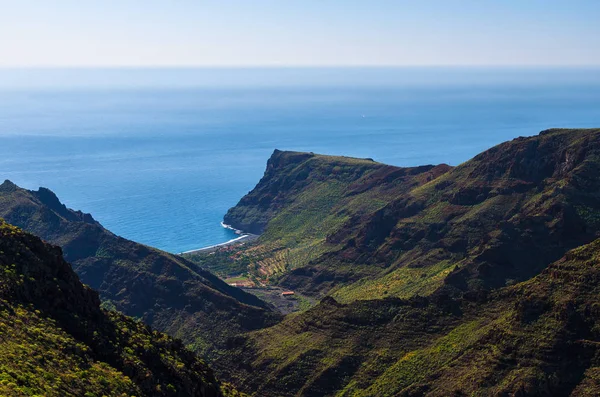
[216,129,600,307]
[0,220,239,397]
[331,258,458,303]
[4,128,600,396]
[220,237,600,396]
[0,181,281,368]
[211,149,449,296]
[208,128,600,395]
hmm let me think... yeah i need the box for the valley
[192,128,600,395]
[2,128,600,396]
[2,2,597,396]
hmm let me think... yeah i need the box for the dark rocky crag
[223,149,447,235]
[224,150,321,234]
[0,219,233,397]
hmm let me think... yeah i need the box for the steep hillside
[207,128,600,396]
[328,128,600,301]
[7,128,600,396]
[219,238,600,396]
[224,150,413,235]
[0,181,281,361]
[0,219,239,397]
[215,150,449,289]
[214,129,600,302]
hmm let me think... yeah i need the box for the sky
[0,1,599,67]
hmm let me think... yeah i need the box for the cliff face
[218,149,450,291]
[222,149,432,234]
[224,150,320,234]
[0,182,281,363]
[0,220,227,397]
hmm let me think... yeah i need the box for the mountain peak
[0,179,18,192]
[267,149,315,170]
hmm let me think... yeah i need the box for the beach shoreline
[178,223,259,255]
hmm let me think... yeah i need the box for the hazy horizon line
[2,66,599,90]
[2,65,600,70]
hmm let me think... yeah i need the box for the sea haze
[1,68,599,253]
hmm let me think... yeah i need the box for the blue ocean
[1,68,599,253]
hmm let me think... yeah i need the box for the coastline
[178,223,259,255]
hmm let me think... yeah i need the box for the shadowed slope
[217,129,600,302]
[217,150,449,292]
[212,128,600,396]
[219,238,600,396]
[0,182,281,361]
[0,219,236,397]
[327,128,600,300]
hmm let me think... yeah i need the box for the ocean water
[0,68,599,253]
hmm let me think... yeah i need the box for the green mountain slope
[6,128,600,396]
[216,129,600,303]
[0,219,240,397]
[328,127,600,302]
[219,237,600,396]
[0,182,281,361]
[207,128,600,395]
[217,149,449,290]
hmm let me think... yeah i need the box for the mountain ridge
[0,219,239,396]
[5,128,600,396]
[209,128,600,302]
[200,128,600,395]
[0,181,282,364]
[219,237,600,396]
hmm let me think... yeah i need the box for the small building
[281,291,295,297]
